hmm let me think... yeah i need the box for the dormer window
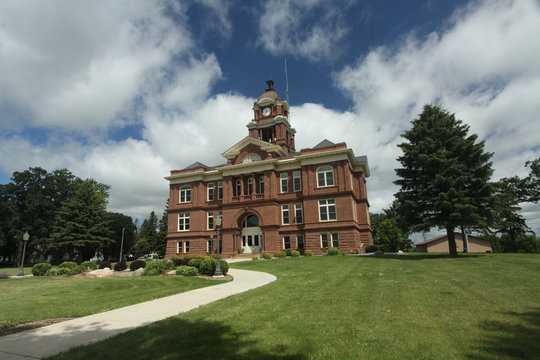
[242,153,262,164]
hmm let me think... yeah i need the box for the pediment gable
[221,136,288,163]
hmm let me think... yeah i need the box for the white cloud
[257,0,349,61]
[335,0,540,235]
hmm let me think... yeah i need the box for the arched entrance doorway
[241,214,262,254]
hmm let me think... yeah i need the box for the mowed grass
[0,276,224,329]
[0,266,32,276]
[47,254,540,360]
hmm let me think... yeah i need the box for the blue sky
[1,0,539,238]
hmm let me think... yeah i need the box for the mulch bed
[0,318,75,337]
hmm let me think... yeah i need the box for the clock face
[263,107,271,116]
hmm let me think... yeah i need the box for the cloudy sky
[1,0,539,238]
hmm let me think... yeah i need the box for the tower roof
[257,79,281,102]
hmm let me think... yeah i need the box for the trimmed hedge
[46,267,71,276]
[199,259,229,276]
[129,259,146,271]
[274,252,286,258]
[143,260,175,276]
[304,250,313,256]
[290,251,300,257]
[327,247,339,256]
[99,260,112,269]
[262,253,273,260]
[32,262,52,276]
[114,261,127,271]
[58,261,84,275]
[81,261,98,271]
[176,266,198,276]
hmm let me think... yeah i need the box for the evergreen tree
[138,211,161,254]
[157,204,168,257]
[103,212,137,261]
[376,219,405,252]
[131,238,151,259]
[48,179,114,261]
[394,105,494,256]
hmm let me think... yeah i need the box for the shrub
[0,272,10,279]
[284,249,292,256]
[198,259,229,276]
[290,251,300,257]
[32,262,52,276]
[129,259,146,271]
[46,267,71,276]
[99,260,112,269]
[81,261,98,271]
[252,256,259,261]
[262,253,273,260]
[365,245,378,253]
[114,261,127,271]
[304,250,313,256]
[274,252,286,258]
[176,266,198,276]
[327,247,339,256]
[142,260,174,276]
[341,251,347,256]
[58,261,84,275]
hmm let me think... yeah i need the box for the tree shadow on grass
[466,308,540,360]
[361,254,486,260]
[49,317,307,360]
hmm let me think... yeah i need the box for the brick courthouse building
[165,80,373,257]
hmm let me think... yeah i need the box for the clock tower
[247,79,296,153]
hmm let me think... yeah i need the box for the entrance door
[241,215,262,254]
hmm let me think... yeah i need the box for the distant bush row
[31,259,148,277]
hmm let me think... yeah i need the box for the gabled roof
[313,139,336,149]
[415,233,490,245]
[221,136,288,160]
[183,162,209,170]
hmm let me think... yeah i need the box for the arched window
[235,179,242,196]
[247,177,254,195]
[179,185,191,203]
[242,153,262,164]
[316,166,334,187]
[242,214,260,227]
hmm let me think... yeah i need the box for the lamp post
[213,216,223,278]
[18,232,30,276]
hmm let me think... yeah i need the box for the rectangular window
[294,203,303,224]
[283,236,291,250]
[281,204,290,225]
[178,212,190,231]
[217,181,224,200]
[280,173,288,193]
[207,239,213,253]
[297,235,305,249]
[207,183,214,201]
[320,233,339,248]
[179,186,191,203]
[293,171,302,192]
[318,199,337,221]
[177,241,190,253]
[207,211,214,230]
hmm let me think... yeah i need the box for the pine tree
[394,105,495,256]
[48,179,114,261]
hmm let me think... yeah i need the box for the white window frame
[281,204,290,225]
[247,177,254,195]
[280,173,288,193]
[235,179,242,196]
[207,211,214,230]
[217,181,224,200]
[178,212,190,231]
[318,199,337,221]
[320,233,339,248]
[207,239,213,253]
[293,171,302,192]
[283,236,291,250]
[297,235,305,249]
[177,241,190,253]
[179,185,191,203]
[317,166,334,188]
[294,203,303,224]
[207,183,214,201]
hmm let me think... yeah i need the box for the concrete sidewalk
[0,268,276,360]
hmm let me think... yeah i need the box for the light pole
[213,216,223,278]
[18,232,30,276]
[119,227,125,262]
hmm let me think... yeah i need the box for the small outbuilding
[415,233,492,253]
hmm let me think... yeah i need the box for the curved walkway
[0,268,276,360]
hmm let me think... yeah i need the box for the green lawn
[0,266,32,276]
[46,254,540,360]
[0,275,224,329]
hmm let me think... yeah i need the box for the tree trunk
[447,227,458,256]
[460,225,469,253]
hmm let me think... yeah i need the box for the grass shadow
[466,308,540,360]
[48,316,307,360]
